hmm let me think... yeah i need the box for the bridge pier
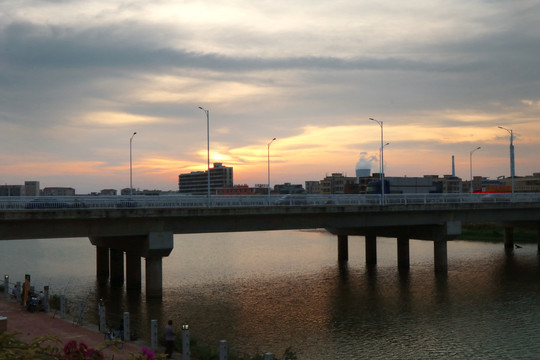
[89,232,173,298]
[504,227,514,250]
[365,235,377,265]
[397,236,410,269]
[96,246,109,279]
[145,257,163,298]
[110,249,124,286]
[327,221,459,274]
[537,229,540,253]
[434,240,448,273]
[126,252,142,291]
[338,235,348,261]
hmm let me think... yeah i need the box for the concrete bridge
[1,193,540,297]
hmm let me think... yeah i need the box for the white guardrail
[0,193,539,210]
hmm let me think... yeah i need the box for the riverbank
[457,223,538,243]
[0,296,156,359]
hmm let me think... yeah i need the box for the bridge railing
[0,193,537,211]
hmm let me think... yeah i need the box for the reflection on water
[2,231,540,359]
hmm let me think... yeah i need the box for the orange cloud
[82,112,162,126]
[1,160,109,176]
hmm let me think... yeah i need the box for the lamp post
[198,107,210,202]
[369,118,385,204]
[383,142,390,152]
[498,126,515,194]
[268,138,276,197]
[129,132,137,196]
[470,146,481,194]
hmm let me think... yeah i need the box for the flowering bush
[141,347,155,360]
[123,346,167,360]
[63,340,104,360]
[0,332,166,360]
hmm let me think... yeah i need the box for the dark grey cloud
[1,21,489,74]
[1,19,504,139]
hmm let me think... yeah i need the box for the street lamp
[498,126,515,194]
[369,118,385,204]
[470,146,481,194]
[198,106,210,201]
[379,143,390,173]
[268,138,276,197]
[129,132,137,196]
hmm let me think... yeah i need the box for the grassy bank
[458,223,538,243]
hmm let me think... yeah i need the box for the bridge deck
[0,194,539,240]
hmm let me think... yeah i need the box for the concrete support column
[338,235,349,262]
[90,232,172,296]
[110,249,124,286]
[126,253,142,291]
[397,236,410,269]
[504,227,514,250]
[365,235,377,265]
[96,246,109,279]
[434,240,448,273]
[537,229,540,254]
[145,257,163,298]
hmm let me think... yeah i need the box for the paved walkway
[0,296,158,359]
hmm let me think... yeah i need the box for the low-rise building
[384,176,438,194]
[274,182,304,194]
[507,173,540,192]
[0,185,26,196]
[0,181,41,196]
[423,175,463,194]
[309,173,357,194]
[24,181,40,196]
[217,184,255,195]
[304,181,320,194]
[42,187,76,196]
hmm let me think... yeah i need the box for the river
[2,230,540,359]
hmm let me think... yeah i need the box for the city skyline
[1,1,539,193]
[1,165,532,195]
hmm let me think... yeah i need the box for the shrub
[0,332,167,360]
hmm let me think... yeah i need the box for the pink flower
[141,347,155,360]
[64,340,77,354]
[62,340,103,360]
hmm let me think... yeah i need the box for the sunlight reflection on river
[2,230,540,359]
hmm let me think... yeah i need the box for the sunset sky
[1,1,539,193]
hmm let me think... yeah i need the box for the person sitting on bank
[11,285,18,299]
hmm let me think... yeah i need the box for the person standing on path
[21,276,30,305]
[165,319,176,359]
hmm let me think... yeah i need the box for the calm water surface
[2,230,540,359]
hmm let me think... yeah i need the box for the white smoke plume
[356,152,377,170]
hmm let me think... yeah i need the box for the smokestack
[452,155,455,177]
